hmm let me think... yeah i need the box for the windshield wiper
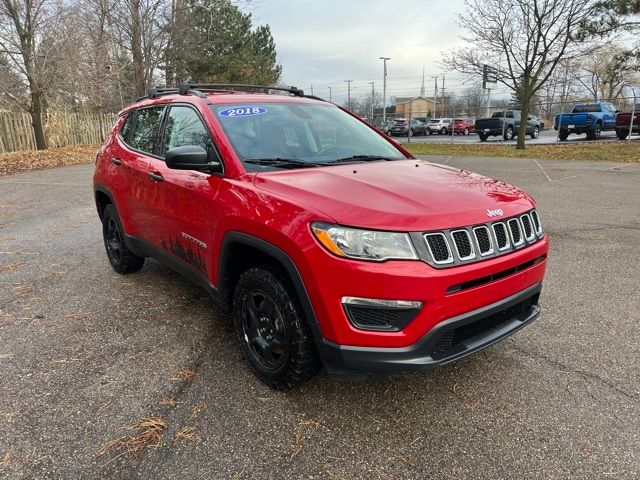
[326,155,403,164]
[245,158,322,169]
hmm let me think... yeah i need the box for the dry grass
[0,450,12,466]
[0,262,24,273]
[0,144,99,177]
[405,141,640,163]
[189,403,208,420]
[97,417,167,464]
[172,426,201,445]
[290,419,321,460]
[177,368,198,382]
[162,396,177,408]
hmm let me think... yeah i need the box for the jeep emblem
[487,208,504,217]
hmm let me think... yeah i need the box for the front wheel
[531,126,540,139]
[233,266,320,389]
[102,204,145,274]
[408,129,414,137]
[440,127,447,135]
[463,128,469,136]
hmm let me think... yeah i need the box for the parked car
[93,82,548,389]
[389,118,428,136]
[614,104,640,139]
[380,119,395,135]
[428,118,453,135]
[528,115,545,130]
[554,102,618,140]
[447,118,476,135]
[475,111,541,141]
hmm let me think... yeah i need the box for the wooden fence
[0,111,117,153]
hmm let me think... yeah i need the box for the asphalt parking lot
[0,156,638,479]
[394,128,640,146]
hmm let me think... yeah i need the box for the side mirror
[165,145,221,173]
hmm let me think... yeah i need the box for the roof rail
[132,82,320,104]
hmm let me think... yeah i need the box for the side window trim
[160,103,224,173]
[118,105,166,160]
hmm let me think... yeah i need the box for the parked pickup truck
[554,102,618,140]
[475,111,540,141]
[615,105,640,139]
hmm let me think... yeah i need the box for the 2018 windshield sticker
[218,106,267,117]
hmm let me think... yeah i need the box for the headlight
[311,222,418,261]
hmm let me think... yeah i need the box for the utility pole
[441,74,446,118]
[344,80,353,110]
[310,85,314,95]
[420,65,425,97]
[368,82,375,121]
[380,57,390,122]
[328,86,332,102]
[431,75,438,118]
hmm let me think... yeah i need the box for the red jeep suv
[93,83,548,389]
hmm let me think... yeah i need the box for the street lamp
[368,82,375,121]
[379,57,390,122]
[328,86,332,102]
[344,80,353,110]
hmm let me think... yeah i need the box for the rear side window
[161,106,214,156]
[123,106,165,154]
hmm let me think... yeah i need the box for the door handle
[147,172,164,182]
[112,158,122,166]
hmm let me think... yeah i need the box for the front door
[144,104,223,283]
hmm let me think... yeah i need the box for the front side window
[211,102,406,171]
[125,106,165,154]
[162,106,215,156]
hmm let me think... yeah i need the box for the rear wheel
[616,129,629,140]
[233,266,320,389]
[503,126,514,141]
[409,128,414,137]
[463,128,469,136]
[478,132,488,142]
[586,122,602,140]
[440,127,447,135]
[558,129,569,141]
[102,204,145,274]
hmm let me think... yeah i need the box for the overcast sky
[252,0,471,104]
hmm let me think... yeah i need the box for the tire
[409,129,414,137]
[233,266,320,389]
[440,127,447,135]
[478,133,488,142]
[616,129,629,140]
[426,129,432,136]
[531,126,540,139]
[463,128,469,136]
[102,204,145,274]
[503,126,514,141]
[558,129,569,141]
[586,122,602,140]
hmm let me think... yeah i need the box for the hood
[254,159,534,231]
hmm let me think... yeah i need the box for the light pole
[328,86,332,102]
[345,80,353,110]
[380,57,390,122]
[368,81,375,121]
[431,75,439,118]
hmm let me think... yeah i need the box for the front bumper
[314,282,542,378]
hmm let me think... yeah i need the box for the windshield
[211,103,406,170]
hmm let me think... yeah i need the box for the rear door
[144,104,224,281]
[111,106,165,238]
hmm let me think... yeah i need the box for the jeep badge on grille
[487,208,504,217]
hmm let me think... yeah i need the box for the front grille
[451,230,474,259]
[530,210,542,235]
[493,223,509,250]
[431,293,539,358]
[425,233,452,264]
[508,218,523,246]
[521,215,534,241]
[343,304,419,331]
[422,210,542,267]
[474,226,492,255]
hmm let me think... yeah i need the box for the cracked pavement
[0,157,638,479]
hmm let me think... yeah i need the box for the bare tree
[442,0,596,149]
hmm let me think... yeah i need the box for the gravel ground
[0,157,638,479]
